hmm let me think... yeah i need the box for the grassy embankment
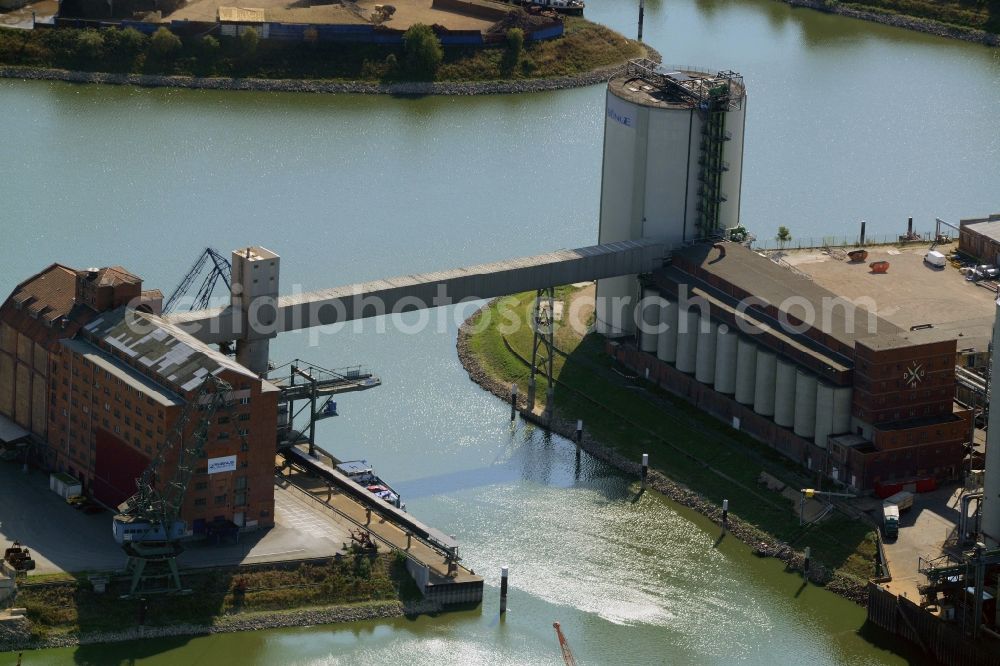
[14,551,420,642]
[0,17,644,81]
[823,0,999,33]
[467,286,877,584]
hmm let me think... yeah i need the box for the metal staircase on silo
[694,71,742,239]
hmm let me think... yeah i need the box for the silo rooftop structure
[596,59,747,336]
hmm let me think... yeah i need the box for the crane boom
[163,248,232,313]
[553,622,577,666]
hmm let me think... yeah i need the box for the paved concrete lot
[879,484,966,602]
[0,461,350,575]
[782,243,995,342]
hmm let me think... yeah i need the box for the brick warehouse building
[614,242,970,493]
[0,264,277,533]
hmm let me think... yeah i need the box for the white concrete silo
[639,288,662,353]
[657,300,678,363]
[675,309,700,374]
[753,350,777,416]
[734,338,757,405]
[695,318,717,384]
[595,61,747,336]
[793,370,818,439]
[814,383,835,448]
[773,359,797,428]
[832,387,853,436]
[714,326,738,394]
[981,297,1000,546]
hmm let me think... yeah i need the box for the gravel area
[456,300,869,606]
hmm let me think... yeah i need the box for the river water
[2,0,999,662]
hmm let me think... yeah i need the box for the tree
[201,35,220,58]
[239,27,259,59]
[402,24,442,80]
[75,30,104,63]
[502,27,524,73]
[776,225,792,248]
[149,27,182,60]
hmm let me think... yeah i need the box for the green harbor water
[2,0,999,661]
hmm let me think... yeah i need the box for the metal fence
[752,230,945,251]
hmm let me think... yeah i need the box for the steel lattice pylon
[528,287,556,423]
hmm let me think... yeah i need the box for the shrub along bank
[0,17,645,83]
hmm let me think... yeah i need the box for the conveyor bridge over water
[165,239,671,348]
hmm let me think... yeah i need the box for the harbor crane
[162,247,232,314]
[553,622,578,666]
[113,374,232,596]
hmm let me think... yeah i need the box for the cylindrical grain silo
[753,350,777,416]
[656,300,678,363]
[793,370,818,439]
[595,62,747,335]
[734,338,757,405]
[773,358,797,427]
[713,325,738,394]
[832,387,852,435]
[638,288,662,353]
[674,309,700,374]
[695,317,717,384]
[981,299,1000,546]
[814,383,835,448]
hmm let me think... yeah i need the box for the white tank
[656,300,678,363]
[753,350,777,416]
[734,338,757,405]
[695,317,717,384]
[814,383,835,448]
[793,371,818,439]
[638,288,662,353]
[773,359,797,427]
[832,387,852,435]
[674,309,700,374]
[713,325,738,394]
[596,62,747,335]
[981,297,1000,546]
[596,276,637,337]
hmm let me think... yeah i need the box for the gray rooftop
[961,218,1000,244]
[60,337,184,408]
[668,243,904,349]
[82,307,270,395]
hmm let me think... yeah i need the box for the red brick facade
[1,263,277,533]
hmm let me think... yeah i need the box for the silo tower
[595,59,747,336]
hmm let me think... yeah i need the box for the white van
[924,250,947,268]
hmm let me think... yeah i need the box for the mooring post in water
[641,453,649,489]
[803,546,811,578]
[575,419,583,444]
[859,220,866,246]
[500,566,509,614]
[722,499,729,533]
[510,383,518,422]
[638,0,645,41]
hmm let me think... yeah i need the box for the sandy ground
[166,0,493,30]
[0,0,57,28]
